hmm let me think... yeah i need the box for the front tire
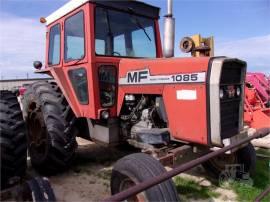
[202,143,256,178]
[0,91,27,189]
[23,81,77,174]
[111,153,180,202]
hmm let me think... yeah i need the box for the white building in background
[0,78,51,90]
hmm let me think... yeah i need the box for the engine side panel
[118,57,210,145]
[163,84,207,144]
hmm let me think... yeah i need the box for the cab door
[60,4,97,118]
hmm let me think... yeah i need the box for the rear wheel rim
[28,105,48,162]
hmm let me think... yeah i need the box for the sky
[0,0,269,79]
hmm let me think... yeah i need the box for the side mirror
[33,61,42,70]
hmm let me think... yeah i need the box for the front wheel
[111,153,180,202]
[202,143,256,178]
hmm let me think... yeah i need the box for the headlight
[101,110,109,119]
[236,87,241,96]
[219,89,224,99]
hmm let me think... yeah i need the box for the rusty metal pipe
[102,128,270,202]
[254,186,270,202]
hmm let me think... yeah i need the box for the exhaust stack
[163,0,175,58]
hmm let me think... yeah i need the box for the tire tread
[0,90,27,189]
[23,81,77,174]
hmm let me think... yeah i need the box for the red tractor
[16,0,255,200]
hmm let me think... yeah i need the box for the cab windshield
[95,7,157,58]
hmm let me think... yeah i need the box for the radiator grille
[220,67,242,84]
[220,64,244,139]
[220,99,240,138]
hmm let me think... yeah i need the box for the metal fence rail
[255,186,270,202]
[102,128,270,202]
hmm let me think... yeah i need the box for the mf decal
[119,69,206,85]
[127,70,148,83]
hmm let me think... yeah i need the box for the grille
[220,99,240,138]
[220,63,244,139]
[220,67,242,84]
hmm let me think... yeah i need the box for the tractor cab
[41,0,162,119]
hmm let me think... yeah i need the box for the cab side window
[99,66,116,107]
[68,68,88,104]
[64,11,85,61]
[48,24,61,65]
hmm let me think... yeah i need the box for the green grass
[230,150,270,202]
[256,148,270,157]
[173,149,270,201]
[174,176,220,200]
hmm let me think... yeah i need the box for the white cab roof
[45,0,90,25]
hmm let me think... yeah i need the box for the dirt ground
[26,138,239,202]
[27,138,135,202]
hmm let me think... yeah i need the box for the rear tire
[23,81,77,174]
[0,91,27,189]
[202,143,256,178]
[111,153,180,202]
[19,177,56,202]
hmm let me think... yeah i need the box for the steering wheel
[112,51,121,56]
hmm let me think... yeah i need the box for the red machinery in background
[246,73,270,105]
[244,72,270,129]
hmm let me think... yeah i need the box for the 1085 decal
[171,73,199,82]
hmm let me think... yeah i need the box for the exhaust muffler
[163,0,175,58]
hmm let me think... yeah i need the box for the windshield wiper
[131,15,152,42]
[71,57,84,66]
